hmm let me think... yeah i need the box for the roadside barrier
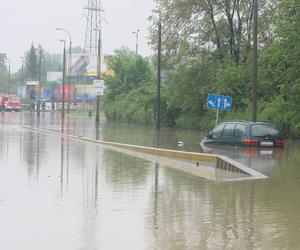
[24,126,268,181]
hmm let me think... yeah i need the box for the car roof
[223,120,275,125]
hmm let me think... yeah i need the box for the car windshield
[251,124,280,137]
[211,123,225,138]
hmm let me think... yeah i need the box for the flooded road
[1,112,300,250]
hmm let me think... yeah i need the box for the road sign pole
[215,109,219,126]
[95,95,100,123]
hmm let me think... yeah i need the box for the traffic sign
[207,94,232,111]
[93,79,105,96]
[93,79,104,88]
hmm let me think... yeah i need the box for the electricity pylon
[84,0,102,54]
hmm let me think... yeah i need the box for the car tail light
[243,139,259,146]
[275,140,284,147]
[243,149,259,155]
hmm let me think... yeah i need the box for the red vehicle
[0,94,22,112]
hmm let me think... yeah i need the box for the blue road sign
[207,94,232,111]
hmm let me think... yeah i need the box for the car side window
[211,123,225,138]
[235,124,247,137]
[251,124,280,137]
[222,123,235,137]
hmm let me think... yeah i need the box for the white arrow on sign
[217,97,221,108]
[224,98,231,109]
[208,100,215,107]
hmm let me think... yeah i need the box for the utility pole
[55,28,72,113]
[156,15,162,130]
[20,57,24,85]
[252,0,258,122]
[95,25,101,124]
[60,40,66,122]
[37,48,42,117]
[132,29,140,55]
[83,0,103,124]
[8,59,11,95]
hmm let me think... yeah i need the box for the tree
[72,46,85,53]
[104,48,153,100]
[149,0,279,65]
[0,53,8,91]
[145,0,286,130]
[23,44,63,84]
[43,53,62,72]
[258,0,300,136]
[103,48,155,124]
[25,44,39,80]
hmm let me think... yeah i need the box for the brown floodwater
[0,112,300,250]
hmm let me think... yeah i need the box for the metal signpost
[207,94,232,125]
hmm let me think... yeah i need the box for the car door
[219,122,236,145]
[233,123,247,146]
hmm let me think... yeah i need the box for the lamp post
[60,39,66,122]
[95,26,102,124]
[55,28,72,113]
[252,0,258,122]
[37,48,42,117]
[7,59,11,95]
[156,17,162,130]
[132,29,140,55]
[20,56,24,85]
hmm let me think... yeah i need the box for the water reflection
[145,170,262,249]
[201,143,284,174]
[153,162,159,238]
[36,130,40,183]
[60,137,64,194]
[95,123,100,141]
[103,149,151,189]
[1,112,300,249]
[24,131,34,178]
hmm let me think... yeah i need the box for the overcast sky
[0,0,155,72]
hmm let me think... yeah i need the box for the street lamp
[59,39,66,122]
[55,28,72,113]
[7,58,11,95]
[34,47,43,117]
[94,27,102,124]
[132,29,140,55]
[20,57,24,85]
[156,17,161,130]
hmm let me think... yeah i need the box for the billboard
[47,71,62,84]
[26,80,39,86]
[51,84,98,102]
[67,54,107,77]
[75,84,99,101]
[53,84,75,102]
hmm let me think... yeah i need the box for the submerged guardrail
[24,126,268,181]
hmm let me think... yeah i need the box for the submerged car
[201,120,284,147]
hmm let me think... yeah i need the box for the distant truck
[0,94,22,112]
